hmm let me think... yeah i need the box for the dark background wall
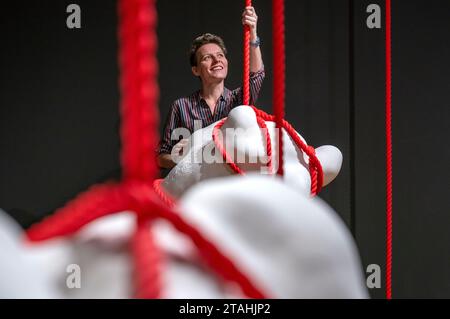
[0,0,449,298]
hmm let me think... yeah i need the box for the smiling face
[191,43,228,84]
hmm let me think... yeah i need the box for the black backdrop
[1,0,449,298]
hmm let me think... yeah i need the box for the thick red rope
[243,0,252,105]
[385,0,392,300]
[26,183,128,241]
[126,182,267,298]
[132,215,164,299]
[272,0,285,176]
[145,200,267,298]
[118,0,163,298]
[118,0,159,182]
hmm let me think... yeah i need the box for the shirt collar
[197,87,230,106]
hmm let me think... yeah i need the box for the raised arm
[242,6,263,73]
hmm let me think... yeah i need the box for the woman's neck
[200,81,224,103]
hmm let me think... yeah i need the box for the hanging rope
[118,0,159,182]
[385,0,392,300]
[243,0,252,105]
[272,0,285,176]
[132,215,164,299]
[118,0,162,298]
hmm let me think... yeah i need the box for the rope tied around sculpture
[212,105,323,196]
[211,0,323,196]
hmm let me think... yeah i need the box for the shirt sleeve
[249,66,265,105]
[232,66,265,106]
[158,101,180,155]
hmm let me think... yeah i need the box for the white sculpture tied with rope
[0,0,368,298]
[163,105,343,199]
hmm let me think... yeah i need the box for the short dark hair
[189,33,227,67]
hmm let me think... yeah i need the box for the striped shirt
[158,68,265,154]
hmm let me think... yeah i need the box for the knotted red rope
[385,0,392,300]
[25,0,267,299]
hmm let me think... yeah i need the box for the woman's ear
[191,66,199,77]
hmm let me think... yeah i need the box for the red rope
[243,0,252,105]
[143,200,267,298]
[212,119,245,174]
[272,0,285,176]
[26,183,128,241]
[132,215,164,299]
[153,178,176,208]
[212,115,273,175]
[117,0,163,298]
[126,182,268,298]
[385,0,392,300]
[212,105,323,195]
[118,0,159,182]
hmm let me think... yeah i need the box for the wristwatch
[250,36,261,47]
